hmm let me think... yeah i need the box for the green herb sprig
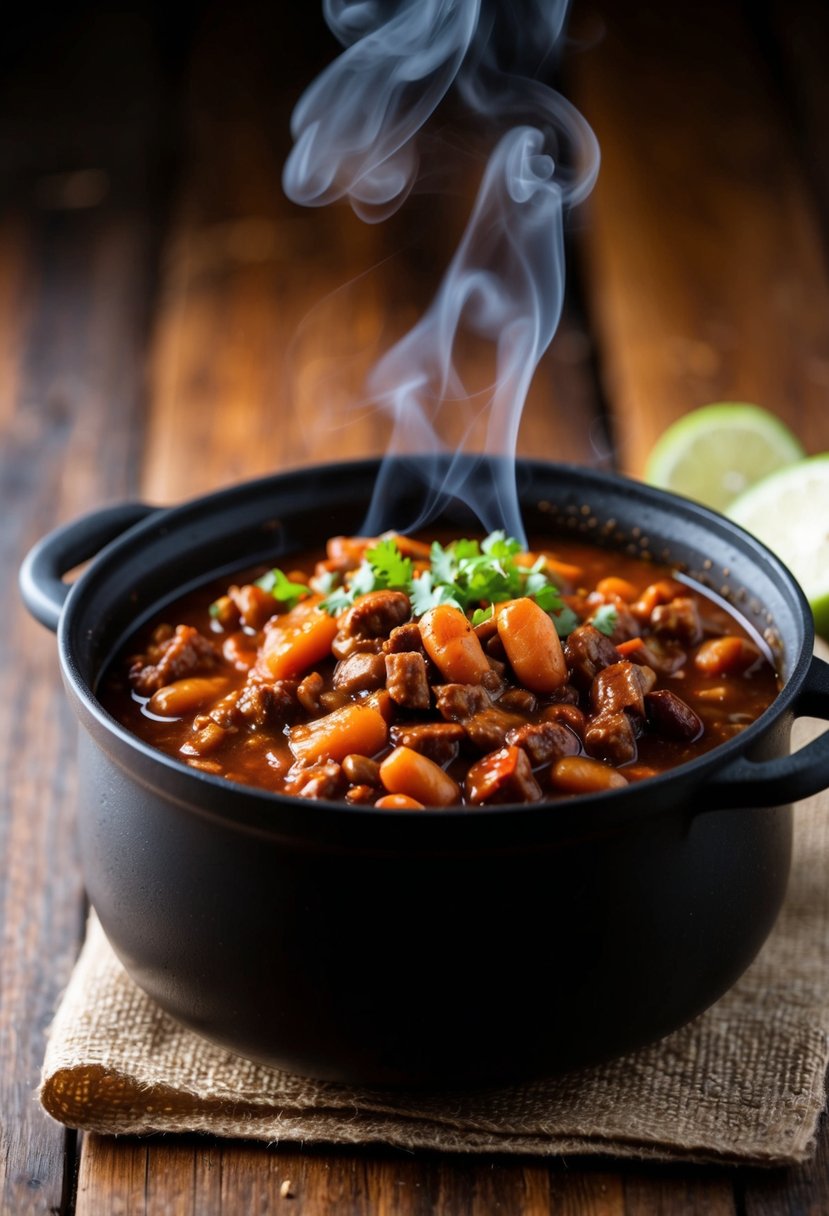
[319,531,580,636]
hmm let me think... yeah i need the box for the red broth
[100,533,780,806]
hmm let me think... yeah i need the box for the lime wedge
[644,404,804,511]
[727,455,829,638]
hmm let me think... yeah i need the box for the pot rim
[52,457,816,836]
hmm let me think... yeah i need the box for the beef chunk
[384,622,425,654]
[129,624,218,695]
[564,624,621,688]
[228,583,279,630]
[287,761,346,800]
[333,652,387,695]
[237,679,299,729]
[646,690,704,741]
[506,720,581,766]
[385,651,430,709]
[590,661,656,718]
[650,597,703,647]
[340,590,411,641]
[434,683,491,721]
[389,721,465,766]
[584,711,638,765]
[463,707,526,752]
[465,745,542,805]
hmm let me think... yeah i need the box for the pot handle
[19,502,156,633]
[706,654,829,807]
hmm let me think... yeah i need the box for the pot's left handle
[19,502,157,632]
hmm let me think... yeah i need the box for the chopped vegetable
[289,703,389,765]
[320,529,574,628]
[420,604,491,684]
[255,568,310,609]
[258,597,339,681]
[496,598,568,694]
[591,604,619,637]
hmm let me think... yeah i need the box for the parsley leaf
[471,604,494,627]
[552,606,580,638]
[591,604,619,637]
[366,538,413,589]
[255,568,309,609]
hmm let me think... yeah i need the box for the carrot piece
[288,703,389,765]
[379,746,461,807]
[419,604,490,684]
[496,598,567,694]
[615,637,645,657]
[375,793,426,810]
[258,596,338,681]
[596,576,638,602]
[694,636,761,677]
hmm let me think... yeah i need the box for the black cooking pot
[20,458,829,1086]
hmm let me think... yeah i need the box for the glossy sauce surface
[101,535,781,806]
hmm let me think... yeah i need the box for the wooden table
[4,0,829,1210]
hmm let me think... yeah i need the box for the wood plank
[570,0,829,476]
[0,9,177,1214]
[139,4,604,507]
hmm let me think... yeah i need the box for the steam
[283,0,480,221]
[285,0,599,539]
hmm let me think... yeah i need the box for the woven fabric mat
[41,649,829,1166]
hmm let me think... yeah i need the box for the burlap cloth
[40,645,829,1166]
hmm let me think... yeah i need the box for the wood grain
[0,9,174,1214]
[570,0,829,475]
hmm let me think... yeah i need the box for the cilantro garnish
[591,604,619,637]
[318,531,579,635]
[255,568,310,610]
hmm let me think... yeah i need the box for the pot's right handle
[706,655,829,808]
[20,502,156,633]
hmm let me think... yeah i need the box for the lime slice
[644,404,804,511]
[727,455,829,637]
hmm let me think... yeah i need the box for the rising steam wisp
[285,0,599,539]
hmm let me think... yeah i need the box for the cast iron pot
[20,457,829,1086]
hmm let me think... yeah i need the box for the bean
[149,676,230,717]
[342,754,381,786]
[550,755,629,794]
[541,703,587,738]
[375,793,426,810]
